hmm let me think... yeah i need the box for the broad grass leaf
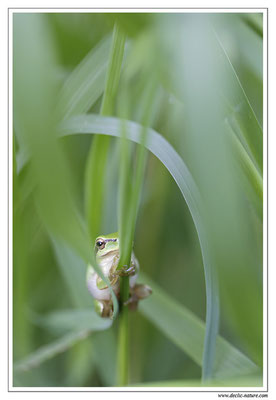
[13,13,91,262]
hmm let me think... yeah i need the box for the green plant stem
[83,21,126,382]
[116,79,157,386]
[116,118,131,386]
[117,276,130,386]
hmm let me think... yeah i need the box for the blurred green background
[13,12,263,387]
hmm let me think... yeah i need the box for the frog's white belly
[87,252,139,301]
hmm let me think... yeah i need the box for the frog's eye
[96,240,105,250]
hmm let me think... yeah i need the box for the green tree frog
[86,232,152,318]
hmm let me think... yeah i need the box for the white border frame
[8,7,268,393]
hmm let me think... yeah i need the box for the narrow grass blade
[118,79,158,269]
[84,24,126,241]
[214,31,263,173]
[226,123,263,219]
[242,13,263,38]
[116,119,132,387]
[14,331,89,373]
[58,35,112,119]
[116,79,159,386]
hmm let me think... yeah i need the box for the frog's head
[95,232,119,257]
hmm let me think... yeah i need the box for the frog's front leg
[123,283,152,311]
[117,264,136,277]
[108,259,136,282]
[94,299,113,318]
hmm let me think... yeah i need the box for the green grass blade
[242,13,263,38]
[83,24,126,329]
[118,79,157,268]
[84,23,126,241]
[116,81,157,386]
[58,35,112,119]
[51,237,93,308]
[14,331,90,373]
[60,114,203,215]
[214,30,263,173]
[226,123,263,219]
[13,17,120,360]
[13,13,91,263]
[59,113,220,380]
[100,25,126,116]
[84,136,110,241]
[116,118,131,386]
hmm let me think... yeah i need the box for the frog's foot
[123,284,152,311]
[134,283,152,299]
[117,264,136,277]
[94,299,113,318]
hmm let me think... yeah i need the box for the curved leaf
[59,113,220,380]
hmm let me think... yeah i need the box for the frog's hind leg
[94,299,114,318]
[123,284,152,311]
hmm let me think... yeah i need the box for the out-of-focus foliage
[13,12,263,387]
